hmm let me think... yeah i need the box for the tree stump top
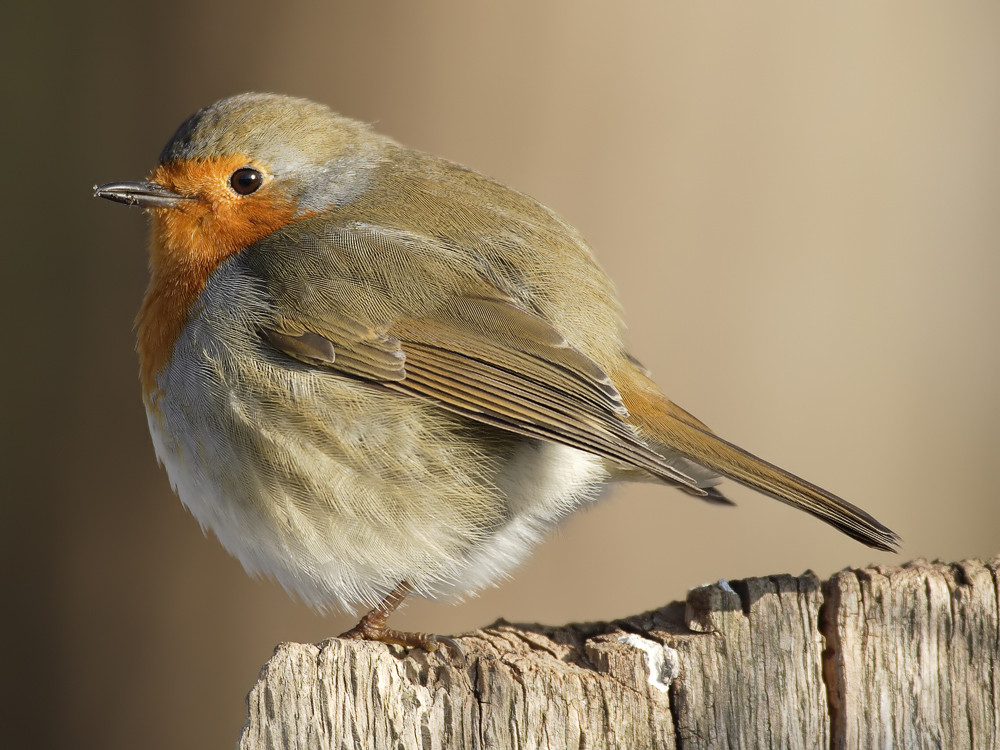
[240,557,1000,749]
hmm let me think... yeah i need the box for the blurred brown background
[5,2,998,748]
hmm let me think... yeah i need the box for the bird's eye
[230,167,263,196]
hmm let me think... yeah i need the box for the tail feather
[684,422,899,551]
[699,485,737,506]
[623,382,899,551]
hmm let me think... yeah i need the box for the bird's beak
[93,180,191,209]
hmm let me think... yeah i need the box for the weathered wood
[823,559,1000,749]
[239,558,999,749]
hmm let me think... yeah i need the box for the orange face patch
[137,154,299,406]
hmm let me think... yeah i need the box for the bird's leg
[339,581,463,657]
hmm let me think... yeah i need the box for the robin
[95,93,897,652]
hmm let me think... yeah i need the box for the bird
[94,92,898,652]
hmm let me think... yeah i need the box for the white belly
[145,267,611,614]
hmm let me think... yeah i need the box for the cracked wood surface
[239,558,999,749]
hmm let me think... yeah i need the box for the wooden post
[239,558,999,749]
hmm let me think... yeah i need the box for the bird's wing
[262,291,705,492]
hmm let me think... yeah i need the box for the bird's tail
[622,380,900,552]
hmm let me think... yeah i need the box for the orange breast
[137,156,300,406]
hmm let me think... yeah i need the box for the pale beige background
[5,3,998,749]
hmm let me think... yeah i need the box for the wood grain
[239,557,999,749]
